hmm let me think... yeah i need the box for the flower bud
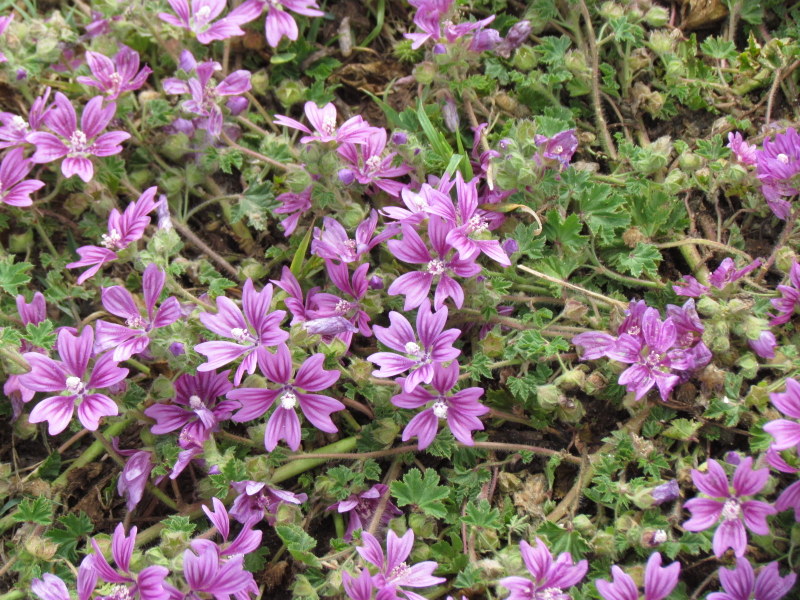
[535,384,562,410]
[511,45,536,70]
[275,80,307,107]
[696,296,721,317]
[413,61,437,85]
[678,152,703,172]
[286,168,312,193]
[599,2,625,19]
[368,275,384,290]
[641,529,669,548]
[9,230,34,253]
[169,342,185,356]
[651,479,680,505]
[391,131,408,145]
[572,514,595,535]
[644,6,670,27]
[338,168,355,185]
[647,31,675,55]
[591,530,616,557]
[442,97,460,132]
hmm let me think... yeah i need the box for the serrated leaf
[391,468,450,518]
[0,257,32,296]
[44,512,93,560]
[23,320,56,351]
[462,499,500,529]
[276,524,320,567]
[662,418,701,441]
[576,184,630,244]
[536,521,590,558]
[542,210,587,253]
[13,497,53,525]
[162,515,196,535]
[609,243,662,277]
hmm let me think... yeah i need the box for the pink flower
[274,101,374,145]
[0,146,45,207]
[258,0,324,48]
[27,92,130,182]
[77,46,152,100]
[683,457,776,557]
[499,538,588,600]
[159,0,262,44]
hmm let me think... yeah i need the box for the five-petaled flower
[21,327,128,435]
[195,279,288,385]
[27,92,130,182]
[595,552,680,600]
[77,46,152,100]
[159,0,262,44]
[683,457,776,558]
[228,343,343,451]
[707,557,797,600]
[499,537,588,600]
[368,299,461,393]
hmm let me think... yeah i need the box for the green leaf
[696,134,728,160]
[536,521,590,558]
[576,184,630,245]
[542,210,587,253]
[14,497,53,525]
[290,221,314,278]
[23,319,56,351]
[662,418,702,441]
[162,515,197,535]
[37,451,62,481]
[463,499,501,529]
[44,512,93,560]
[391,468,450,518]
[609,243,662,277]
[701,36,738,60]
[275,524,321,567]
[0,257,32,296]
[197,261,236,297]
[417,101,453,161]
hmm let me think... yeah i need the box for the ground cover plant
[0,0,799,599]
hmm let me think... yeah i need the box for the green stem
[271,436,359,483]
[655,238,753,260]
[517,264,627,309]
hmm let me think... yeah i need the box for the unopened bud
[644,6,670,27]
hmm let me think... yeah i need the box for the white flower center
[554,145,563,154]
[322,114,336,136]
[101,228,122,249]
[387,562,411,582]
[65,376,85,395]
[335,299,352,315]
[404,341,421,355]
[777,153,789,164]
[643,349,663,368]
[230,327,252,343]
[189,395,204,410]
[11,115,28,133]
[409,192,428,210]
[280,390,297,410]
[365,155,382,172]
[67,130,89,156]
[721,498,742,521]
[126,315,146,329]
[427,259,445,276]
[652,529,667,544]
[466,214,488,235]
[432,400,448,419]
[536,588,567,600]
[109,584,133,600]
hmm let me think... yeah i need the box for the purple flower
[0,146,45,207]
[534,129,578,169]
[356,529,446,599]
[596,553,680,600]
[88,523,172,600]
[77,46,152,100]
[182,542,258,600]
[310,260,372,347]
[229,480,308,525]
[202,497,262,557]
[274,185,312,236]
[392,361,488,449]
[708,257,763,290]
[604,308,694,401]
[164,52,251,138]
[228,343,343,451]
[651,479,680,506]
[0,86,52,150]
[683,457,776,558]
[673,275,710,298]
[0,15,12,63]
[273,101,374,145]
[21,327,128,435]
[756,128,800,220]
[427,172,511,267]
[159,0,262,44]
[116,448,155,512]
[727,132,757,166]
[195,279,288,385]
[27,92,130,182]
[144,369,236,442]
[749,329,777,359]
[343,569,375,600]
[766,448,800,522]
[368,299,461,393]
[769,261,800,326]
[257,0,325,48]
[495,20,532,58]
[499,538,588,600]
[381,183,445,225]
[387,216,481,310]
[337,127,413,197]
[326,483,401,541]
[95,264,181,361]
[4,292,47,416]
[311,210,396,263]
[32,568,94,600]
[707,558,797,600]
[67,186,159,284]
[764,378,800,456]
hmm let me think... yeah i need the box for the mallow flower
[21,327,128,435]
[27,92,130,182]
[595,552,680,600]
[708,558,797,600]
[683,457,776,557]
[499,538,588,600]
